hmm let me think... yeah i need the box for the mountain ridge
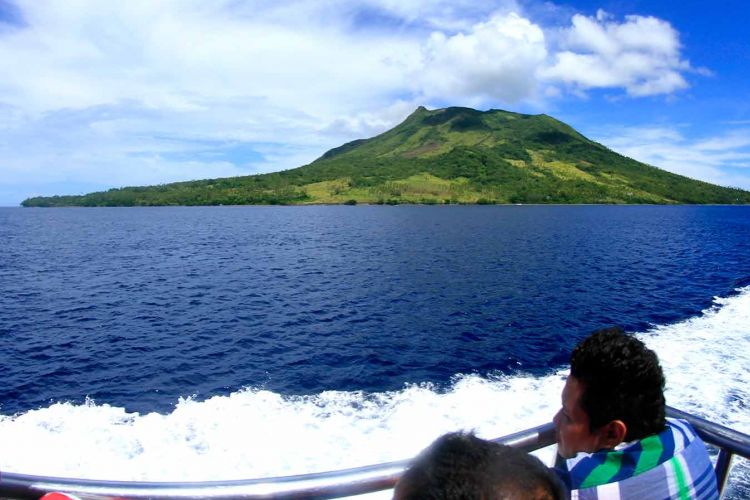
[21,106,750,206]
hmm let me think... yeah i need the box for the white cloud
[0,1,417,115]
[365,0,521,31]
[692,133,750,152]
[417,12,547,104]
[595,126,750,190]
[0,3,696,117]
[543,11,690,96]
[317,100,420,139]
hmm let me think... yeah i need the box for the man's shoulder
[556,418,719,499]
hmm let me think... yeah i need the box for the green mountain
[22,106,750,206]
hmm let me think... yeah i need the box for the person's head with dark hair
[393,432,565,500]
[554,327,666,458]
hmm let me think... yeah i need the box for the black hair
[394,432,565,500]
[570,327,666,440]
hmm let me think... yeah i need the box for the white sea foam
[0,375,562,480]
[1,287,748,494]
[638,287,750,433]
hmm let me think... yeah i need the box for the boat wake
[1,288,748,495]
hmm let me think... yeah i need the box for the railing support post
[714,448,733,496]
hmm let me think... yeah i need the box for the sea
[0,205,748,497]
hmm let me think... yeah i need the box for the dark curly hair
[570,327,666,441]
[394,432,565,500]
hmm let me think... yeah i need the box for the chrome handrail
[0,411,746,499]
[0,423,555,500]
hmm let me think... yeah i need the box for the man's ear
[598,420,628,449]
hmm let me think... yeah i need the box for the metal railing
[0,408,746,499]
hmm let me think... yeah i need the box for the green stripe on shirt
[669,455,690,500]
[635,433,665,475]
[580,451,624,489]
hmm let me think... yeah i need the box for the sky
[1,0,749,206]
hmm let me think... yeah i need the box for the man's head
[554,327,666,458]
[393,432,564,500]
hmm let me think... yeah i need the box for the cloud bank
[0,0,736,205]
[595,127,750,190]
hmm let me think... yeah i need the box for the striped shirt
[555,418,718,499]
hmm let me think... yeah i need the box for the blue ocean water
[1,205,749,416]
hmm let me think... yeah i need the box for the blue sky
[1,0,749,206]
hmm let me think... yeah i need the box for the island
[22,106,750,206]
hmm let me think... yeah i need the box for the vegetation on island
[22,106,750,207]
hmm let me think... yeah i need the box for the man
[394,431,565,500]
[553,327,718,499]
